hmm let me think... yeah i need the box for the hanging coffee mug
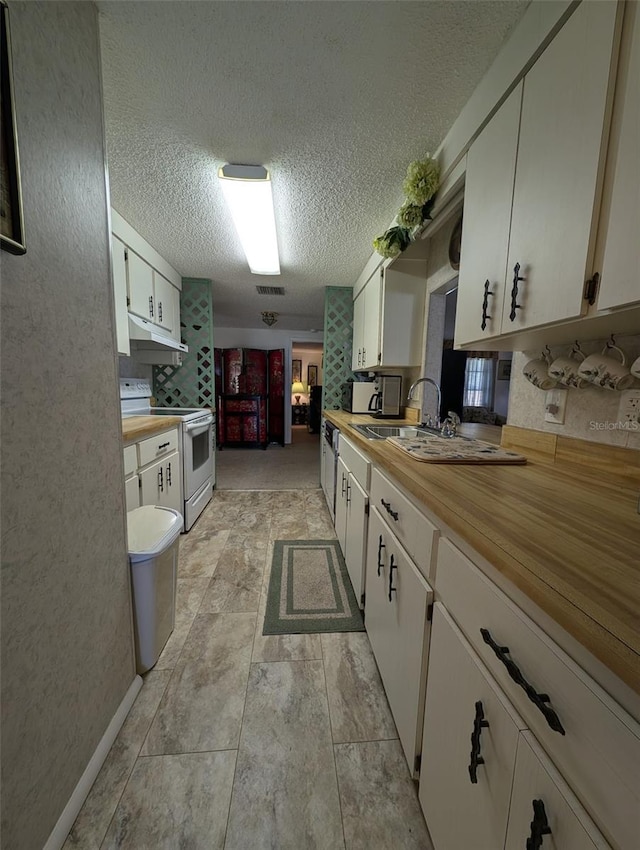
[523,352,556,390]
[577,344,634,391]
[548,348,587,389]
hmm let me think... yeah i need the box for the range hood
[128,314,188,353]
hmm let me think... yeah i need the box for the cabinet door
[503,0,621,332]
[344,473,368,606]
[125,475,140,513]
[419,603,525,850]
[319,426,327,491]
[127,250,155,322]
[455,85,521,346]
[334,456,349,556]
[505,732,612,850]
[379,264,427,367]
[140,451,180,511]
[111,236,130,356]
[365,507,433,773]
[595,0,640,311]
[361,269,381,369]
[351,289,366,370]
[322,442,336,519]
[153,272,175,333]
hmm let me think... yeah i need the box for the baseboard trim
[43,675,143,850]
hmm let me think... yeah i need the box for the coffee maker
[369,375,402,418]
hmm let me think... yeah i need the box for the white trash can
[127,505,183,673]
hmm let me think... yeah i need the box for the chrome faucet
[407,377,442,429]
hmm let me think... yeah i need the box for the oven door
[182,414,214,499]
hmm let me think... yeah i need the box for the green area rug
[263,540,364,635]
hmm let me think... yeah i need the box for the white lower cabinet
[420,603,525,850]
[139,451,181,514]
[124,474,140,513]
[365,506,433,774]
[335,435,371,605]
[506,733,611,850]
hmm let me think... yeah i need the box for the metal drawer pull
[468,700,489,784]
[166,462,172,485]
[377,535,385,576]
[346,482,351,504]
[526,799,551,850]
[480,628,565,735]
[388,554,397,601]
[158,301,163,322]
[157,467,164,492]
[481,280,493,331]
[158,441,170,450]
[149,295,154,317]
[380,499,399,521]
[341,473,347,496]
[509,262,524,321]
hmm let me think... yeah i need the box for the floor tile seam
[136,746,239,759]
[318,647,348,850]
[332,735,400,746]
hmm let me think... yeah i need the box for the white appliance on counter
[120,379,215,531]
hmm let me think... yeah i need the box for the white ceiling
[98,1,529,331]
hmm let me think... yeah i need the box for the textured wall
[508,334,640,448]
[0,5,135,849]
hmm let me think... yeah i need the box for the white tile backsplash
[508,333,640,448]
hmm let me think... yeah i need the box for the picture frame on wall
[307,364,318,387]
[497,359,512,381]
[292,359,302,383]
[1,1,26,255]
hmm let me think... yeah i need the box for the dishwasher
[321,419,339,519]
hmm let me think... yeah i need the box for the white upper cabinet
[353,262,425,371]
[111,236,130,356]
[593,0,640,312]
[455,84,521,346]
[153,271,177,335]
[127,249,156,322]
[456,0,623,346]
[503,0,621,334]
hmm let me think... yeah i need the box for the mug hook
[606,334,616,349]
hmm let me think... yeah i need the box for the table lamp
[292,381,305,403]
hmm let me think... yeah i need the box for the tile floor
[64,489,432,849]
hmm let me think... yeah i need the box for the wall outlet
[618,389,640,426]
[544,388,568,424]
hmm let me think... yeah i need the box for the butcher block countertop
[121,415,183,443]
[325,411,640,696]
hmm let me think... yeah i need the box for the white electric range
[120,379,215,530]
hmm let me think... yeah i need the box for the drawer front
[338,434,370,490]
[366,507,433,773]
[370,467,438,579]
[123,444,138,477]
[437,538,640,850]
[137,428,179,468]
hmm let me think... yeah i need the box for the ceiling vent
[256,285,285,296]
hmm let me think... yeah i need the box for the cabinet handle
[388,554,397,601]
[358,349,362,366]
[166,462,172,486]
[341,473,347,496]
[158,467,164,492]
[509,263,524,321]
[480,628,565,735]
[362,347,366,364]
[149,295,154,318]
[481,280,493,331]
[526,799,552,850]
[158,441,170,450]
[346,482,351,504]
[377,534,385,576]
[380,498,399,521]
[468,700,489,784]
[158,301,163,322]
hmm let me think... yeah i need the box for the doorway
[291,341,324,443]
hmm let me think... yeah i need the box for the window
[463,357,494,408]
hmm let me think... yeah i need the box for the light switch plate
[544,388,568,424]
[618,389,640,427]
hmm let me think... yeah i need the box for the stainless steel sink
[351,424,448,440]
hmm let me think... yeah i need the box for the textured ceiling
[98,1,529,330]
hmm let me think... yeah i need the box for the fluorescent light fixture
[218,164,280,275]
